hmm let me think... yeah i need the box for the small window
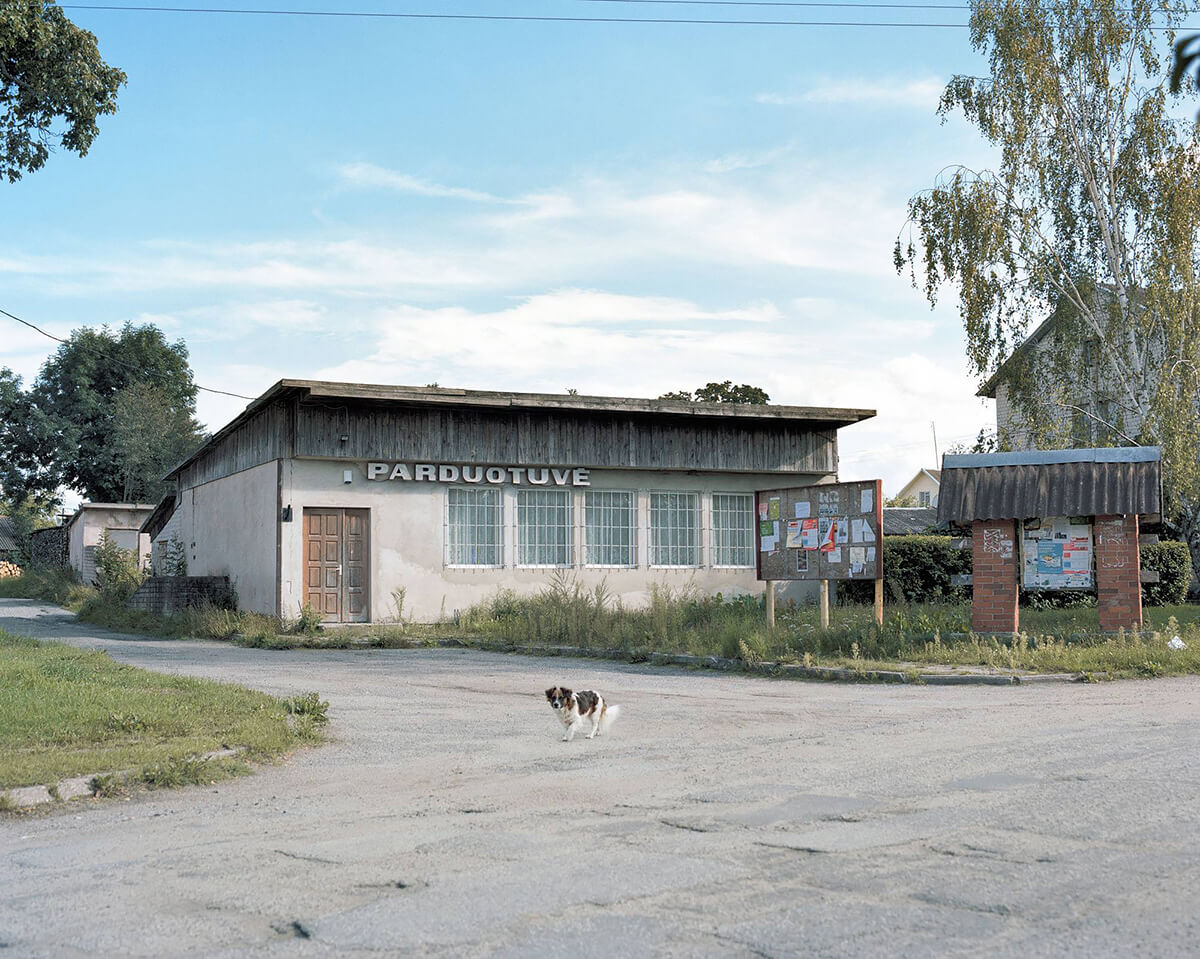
[918,490,931,507]
[712,493,754,567]
[445,487,503,567]
[516,488,574,567]
[649,492,700,567]
[585,490,636,567]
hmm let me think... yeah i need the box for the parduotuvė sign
[366,462,591,486]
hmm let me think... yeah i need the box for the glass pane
[446,487,502,566]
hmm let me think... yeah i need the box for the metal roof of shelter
[937,447,1162,523]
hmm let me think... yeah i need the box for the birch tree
[896,0,1200,580]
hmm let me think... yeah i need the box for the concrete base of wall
[127,576,235,617]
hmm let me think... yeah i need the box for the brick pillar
[971,520,1020,634]
[1095,514,1142,632]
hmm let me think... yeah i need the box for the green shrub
[839,536,971,605]
[1141,541,1192,606]
[92,532,146,602]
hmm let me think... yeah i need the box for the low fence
[126,576,235,617]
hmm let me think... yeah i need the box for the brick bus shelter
[936,448,1162,634]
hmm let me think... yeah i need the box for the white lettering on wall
[366,462,592,486]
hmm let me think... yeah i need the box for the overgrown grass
[0,628,325,792]
[434,577,1200,679]
[8,567,1200,680]
[0,568,95,608]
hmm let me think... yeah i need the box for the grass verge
[0,627,327,793]
[5,568,1199,680]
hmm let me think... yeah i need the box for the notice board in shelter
[755,480,883,582]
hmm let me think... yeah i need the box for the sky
[0,0,1031,500]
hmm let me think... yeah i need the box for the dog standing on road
[545,686,620,741]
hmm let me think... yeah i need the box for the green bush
[92,532,146,602]
[839,536,971,605]
[1141,541,1192,606]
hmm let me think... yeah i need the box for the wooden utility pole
[765,580,775,628]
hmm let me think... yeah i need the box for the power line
[58,4,1199,30]
[579,0,970,7]
[1,308,256,401]
[58,4,976,27]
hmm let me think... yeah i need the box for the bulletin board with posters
[1020,516,1094,590]
[755,479,883,582]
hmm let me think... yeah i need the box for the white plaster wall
[279,459,824,622]
[67,507,153,583]
[178,461,277,613]
[150,508,184,575]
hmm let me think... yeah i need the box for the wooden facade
[171,380,872,491]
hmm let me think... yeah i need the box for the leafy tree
[0,1,126,182]
[111,381,205,503]
[895,0,1200,580]
[884,493,919,508]
[0,323,206,504]
[659,381,770,404]
[0,493,53,566]
[0,368,62,500]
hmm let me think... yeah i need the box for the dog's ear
[560,687,572,698]
[545,687,556,701]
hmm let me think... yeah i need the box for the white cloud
[335,161,512,204]
[757,76,943,110]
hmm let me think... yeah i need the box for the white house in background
[65,503,154,584]
[894,468,941,508]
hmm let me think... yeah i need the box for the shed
[164,379,874,623]
[65,503,156,585]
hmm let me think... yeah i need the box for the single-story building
[66,503,155,584]
[161,380,874,623]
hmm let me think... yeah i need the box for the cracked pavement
[1,597,1199,957]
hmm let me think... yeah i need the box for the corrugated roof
[882,507,940,535]
[0,516,18,554]
[937,448,1162,522]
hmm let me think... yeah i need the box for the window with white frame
[516,488,574,567]
[918,490,931,507]
[585,490,636,566]
[711,493,754,567]
[649,491,699,566]
[445,487,503,566]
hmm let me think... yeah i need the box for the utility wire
[2,307,256,401]
[58,4,1198,29]
[57,4,976,27]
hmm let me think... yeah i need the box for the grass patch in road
[0,628,326,792]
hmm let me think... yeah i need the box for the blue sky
[1,1,1025,496]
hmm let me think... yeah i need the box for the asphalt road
[1,597,1199,958]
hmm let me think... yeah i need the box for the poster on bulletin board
[755,479,883,582]
[1021,516,1094,589]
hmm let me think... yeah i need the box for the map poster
[1021,516,1094,589]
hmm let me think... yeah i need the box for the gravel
[2,597,1198,958]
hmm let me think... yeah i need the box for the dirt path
[2,598,1198,957]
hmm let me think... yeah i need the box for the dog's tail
[601,703,621,732]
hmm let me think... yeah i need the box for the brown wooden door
[303,508,370,623]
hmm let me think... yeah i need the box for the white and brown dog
[545,686,620,741]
